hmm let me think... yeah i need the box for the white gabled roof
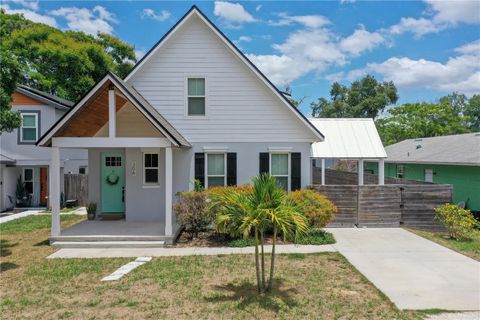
[309,118,387,159]
[124,6,324,142]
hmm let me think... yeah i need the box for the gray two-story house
[0,85,88,211]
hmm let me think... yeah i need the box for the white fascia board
[52,137,171,148]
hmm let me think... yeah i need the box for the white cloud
[339,27,385,55]
[330,41,480,95]
[388,17,441,37]
[135,48,146,60]
[255,5,262,12]
[388,0,480,37]
[10,0,38,11]
[141,8,171,22]
[455,40,480,55]
[213,1,256,28]
[268,12,330,28]
[247,54,315,85]
[426,0,480,25]
[1,4,57,27]
[49,6,117,35]
[238,35,252,42]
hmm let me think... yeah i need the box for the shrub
[286,189,337,228]
[295,229,336,245]
[227,237,256,248]
[174,191,211,239]
[206,185,253,234]
[434,203,480,241]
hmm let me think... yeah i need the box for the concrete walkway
[0,209,42,224]
[48,244,336,259]
[326,228,480,311]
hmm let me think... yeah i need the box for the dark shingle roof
[385,133,480,166]
[17,85,74,108]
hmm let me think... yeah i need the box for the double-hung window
[20,113,38,143]
[206,153,225,187]
[143,153,159,185]
[23,168,34,195]
[270,153,289,191]
[396,165,404,179]
[187,78,205,116]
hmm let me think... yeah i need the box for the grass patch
[0,214,83,235]
[295,229,336,245]
[0,214,426,319]
[40,206,81,214]
[407,228,480,261]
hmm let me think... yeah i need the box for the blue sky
[3,1,480,115]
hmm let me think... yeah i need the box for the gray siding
[0,104,87,171]
[129,15,318,143]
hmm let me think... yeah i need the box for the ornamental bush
[174,191,211,239]
[434,203,480,241]
[206,185,253,233]
[286,189,337,228]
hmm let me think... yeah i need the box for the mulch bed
[173,230,292,248]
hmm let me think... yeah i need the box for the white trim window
[23,168,34,195]
[187,77,206,116]
[20,113,38,142]
[396,164,404,179]
[143,153,159,185]
[206,153,226,187]
[270,153,290,191]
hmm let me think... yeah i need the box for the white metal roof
[309,118,387,159]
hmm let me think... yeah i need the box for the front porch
[37,73,191,247]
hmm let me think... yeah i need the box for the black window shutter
[227,153,237,186]
[259,152,269,175]
[291,152,301,191]
[194,153,205,188]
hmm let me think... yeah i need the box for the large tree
[376,93,477,146]
[1,11,136,104]
[0,46,23,132]
[311,75,398,119]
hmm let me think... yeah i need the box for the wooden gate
[64,174,88,206]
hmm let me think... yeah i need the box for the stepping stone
[101,257,152,281]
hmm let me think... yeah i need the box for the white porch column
[378,158,385,185]
[321,158,326,186]
[165,146,173,236]
[108,87,116,137]
[358,159,364,186]
[50,147,61,237]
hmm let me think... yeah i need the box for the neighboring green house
[366,133,480,212]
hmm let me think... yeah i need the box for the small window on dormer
[187,78,205,116]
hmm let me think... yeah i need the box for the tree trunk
[254,227,262,294]
[267,222,277,292]
[260,230,266,290]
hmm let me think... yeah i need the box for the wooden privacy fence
[310,184,452,230]
[64,174,88,206]
[312,167,430,185]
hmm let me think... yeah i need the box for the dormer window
[187,77,205,116]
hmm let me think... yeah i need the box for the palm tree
[211,174,309,294]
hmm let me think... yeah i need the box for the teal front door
[101,153,125,213]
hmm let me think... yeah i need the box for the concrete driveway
[327,228,480,311]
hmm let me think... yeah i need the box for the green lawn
[40,206,81,214]
[406,228,480,261]
[1,215,433,319]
